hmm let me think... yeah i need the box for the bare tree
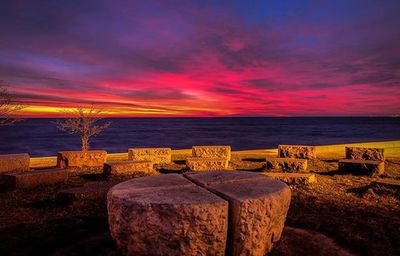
[0,81,24,126]
[56,107,111,152]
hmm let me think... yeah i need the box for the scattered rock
[338,159,384,176]
[263,172,317,185]
[265,157,308,172]
[128,148,171,164]
[0,153,30,173]
[345,147,385,161]
[103,161,154,176]
[57,151,107,168]
[0,168,67,189]
[186,157,229,171]
[278,145,316,159]
[192,145,231,161]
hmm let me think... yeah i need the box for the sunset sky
[1,0,399,117]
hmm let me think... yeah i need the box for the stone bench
[192,145,231,161]
[263,172,316,185]
[184,171,291,255]
[0,153,30,173]
[186,157,228,171]
[107,171,291,256]
[103,161,154,176]
[108,174,228,255]
[345,147,385,161]
[0,168,67,189]
[128,148,171,164]
[57,150,107,168]
[265,157,308,172]
[338,159,384,176]
[278,145,316,159]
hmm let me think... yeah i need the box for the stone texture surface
[107,175,228,256]
[186,157,228,171]
[187,171,291,256]
[192,145,231,161]
[265,157,308,172]
[263,172,316,185]
[1,168,67,189]
[103,161,154,176]
[110,173,193,191]
[345,147,385,161]
[128,148,171,164]
[0,153,30,173]
[57,151,107,168]
[338,159,384,176]
[278,145,316,159]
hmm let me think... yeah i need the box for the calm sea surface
[0,117,399,157]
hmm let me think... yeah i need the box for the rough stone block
[186,157,228,171]
[107,175,228,256]
[0,153,30,173]
[338,159,384,176]
[192,145,231,161]
[265,157,308,172]
[278,145,316,159]
[1,168,67,189]
[57,151,107,168]
[128,148,171,164]
[263,172,316,185]
[345,147,385,161]
[103,161,154,176]
[187,171,291,256]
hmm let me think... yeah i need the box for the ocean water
[0,117,399,157]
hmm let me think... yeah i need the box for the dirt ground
[0,157,399,256]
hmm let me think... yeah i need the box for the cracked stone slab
[186,171,291,256]
[107,171,291,256]
[107,175,228,256]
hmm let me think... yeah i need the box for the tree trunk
[82,135,89,152]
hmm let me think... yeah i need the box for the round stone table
[107,171,291,256]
